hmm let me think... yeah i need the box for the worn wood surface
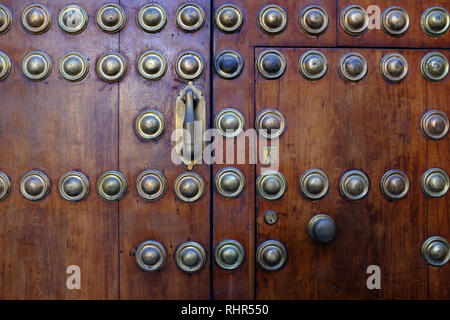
[0,0,120,299]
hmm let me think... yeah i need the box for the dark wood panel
[337,0,450,48]
[118,0,211,300]
[255,48,429,299]
[0,0,120,299]
[425,49,450,299]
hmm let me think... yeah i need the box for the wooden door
[213,0,450,300]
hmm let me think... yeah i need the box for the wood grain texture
[255,48,429,299]
[0,0,120,299]
[118,0,211,300]
[211,0,336,300]
[337,0,450,48]
[425,49,449,299]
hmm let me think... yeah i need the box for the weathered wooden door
[0,0,448,300]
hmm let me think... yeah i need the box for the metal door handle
[175,82,206,170]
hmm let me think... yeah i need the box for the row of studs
[0,3,205,35]
[0,50,205,82]
[1,49,448,83]
[0,169,198,203]
[216,4,449,38]
[2,4,448,38]
[254,50,449,82]
[0,166,448,203]
[256,168,450,202]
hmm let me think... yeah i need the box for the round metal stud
[175,51,204,81]
[136,170,167,201]
[258,5,287,34]
[339,170,370,201]
[135,240,167,272]
[256,240,287,272]
[214,167,245,199]
[256,170,287,201]
[421,7,450,37]
[214,108,245,138]
[255,109,286,139]
[134,109,165,141]
[138,3,167,33]
[174,172,204,203]
[256,49,286,80]
[380,169,410,200]
[298,50,328,81]
[264,210,278,225]
[338,52,368,82]
[137,50,167,81]
[308,214,337,244]
[97,170,127,201]
[421,168,449,198]
[215,239,245,270]
[0,51,12,81]
[97,3,127,34]
[0,5,13,35]
[380,53,408,83]
[420,110,449,140]
[422,236,450,267]
[22,51,52,81]
[96,52,127,82]
[0,172,11,201]
[175,241,207,273]
[20,170,50,201]
[58,4,88,34]
[215,50,244,80]
[58,171,89,202]
[22,3,52,34]
[299,5,329,36]
[59,52,89,82]
[420,52,449,82]
[381,6,409,37]
[176,3,205,32]
[340,5,369,36]
[299,169,330,200]
[214,4,243,33]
